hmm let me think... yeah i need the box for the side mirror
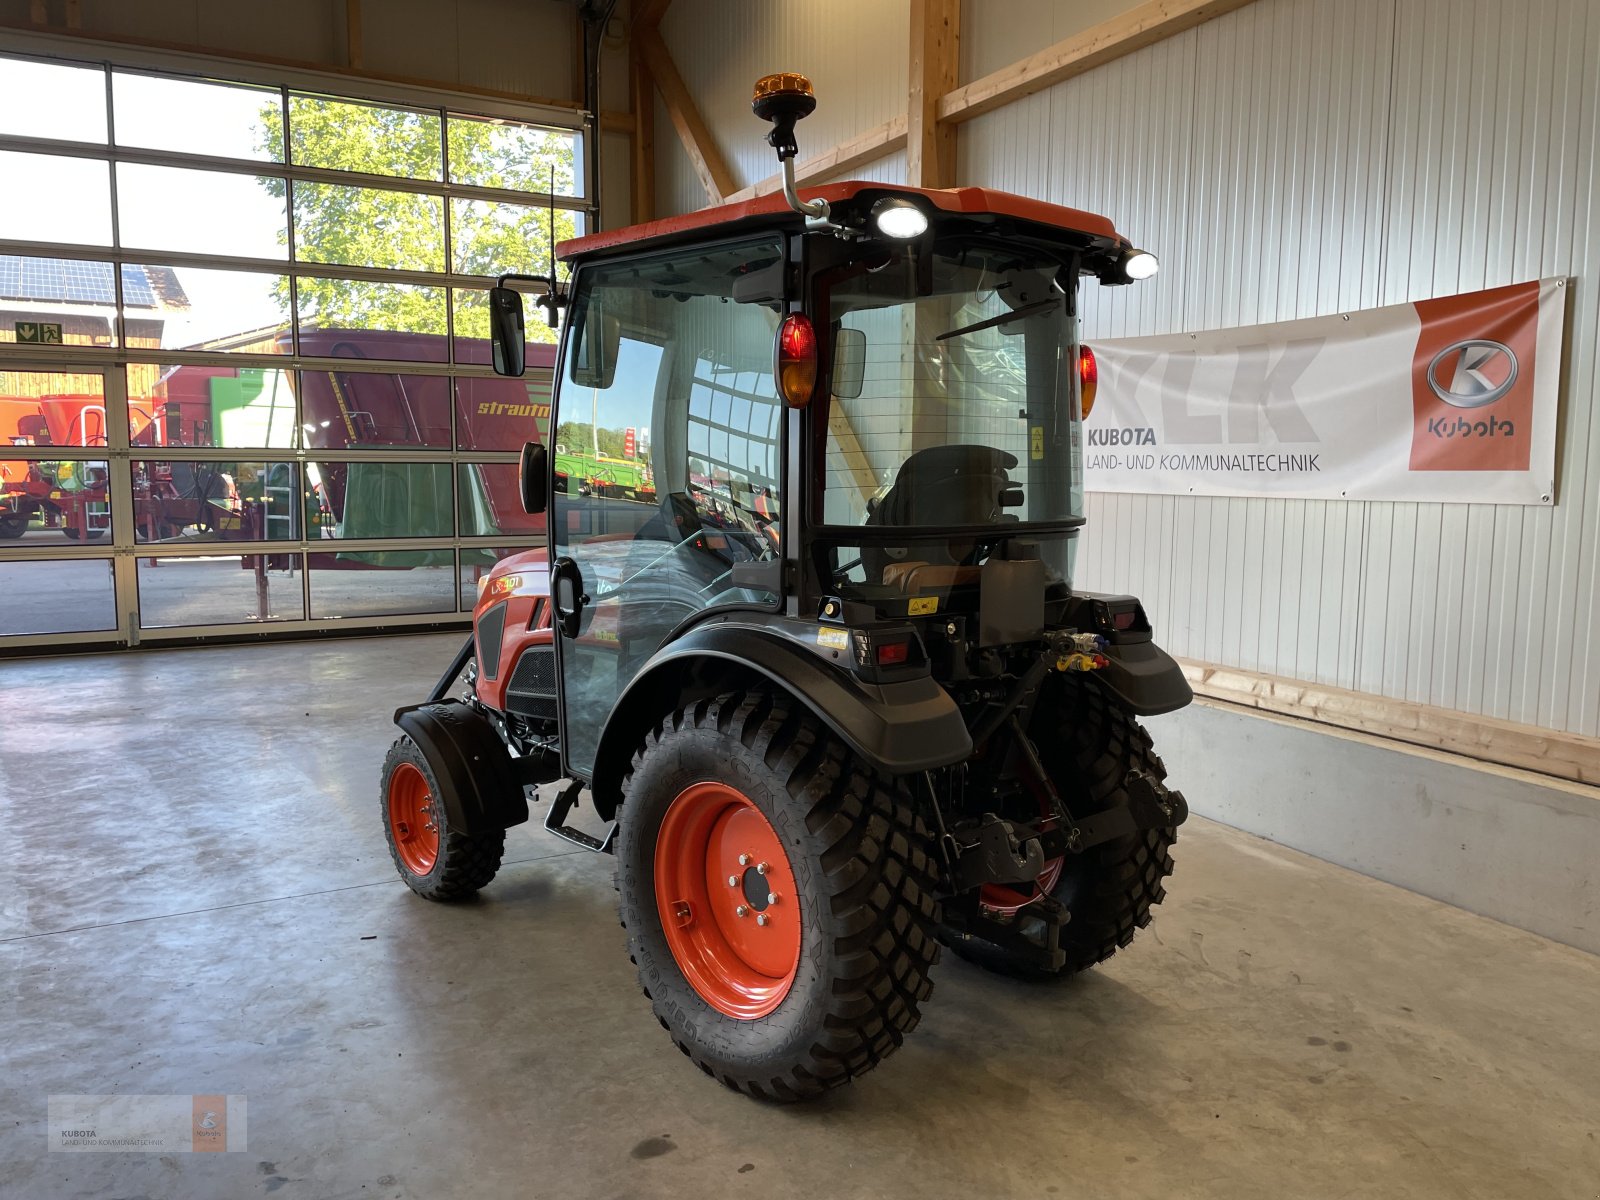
[571,311,621,389]
[832,327,866,399]
[489,286,526,377]
[519,441,547,514]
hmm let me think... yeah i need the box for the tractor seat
[863,444,1019,583]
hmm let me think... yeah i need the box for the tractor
[380,73,1192,1101]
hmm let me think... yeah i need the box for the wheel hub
[387,761,441,876]
[654,782,801,1019]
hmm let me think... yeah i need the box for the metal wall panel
[1023,0,1600,739]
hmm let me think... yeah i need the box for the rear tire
[0,512,27,539]
[617,690,942,1101]
[948,678,1178,980]
[380,736,505,901]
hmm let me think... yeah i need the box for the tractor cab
[383,73,1191,1103]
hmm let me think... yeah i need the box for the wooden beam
[633,0,674,33]
[906,0,959,187]
[344,0,363,70]
[634,23,735,203]
[630,44,655,223]
[723,114,908,203]
[938,0,1256,125]
[29,0,47,25]
[1182,660,1600,789]
[63,0,80,29]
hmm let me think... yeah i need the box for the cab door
[550,238,788,779]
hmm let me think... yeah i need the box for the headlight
[1123,249,1159,280]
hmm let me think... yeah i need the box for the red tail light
[1078,344,1098,419]
[875,640,910,666]
[776,314,818,408]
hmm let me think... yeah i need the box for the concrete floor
[2,634,1598,1200]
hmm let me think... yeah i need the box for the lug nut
[756,862,769,875]
[767,892,778,905]
[728,875,739,887]
[756,913,769,926]
[738,853,751,866]
[735,904,750,917]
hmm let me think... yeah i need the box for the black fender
[1092,638,1193,716]
[588,620,973,820]
[394,700,530,837]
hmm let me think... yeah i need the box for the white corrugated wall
[654,0,1600,740]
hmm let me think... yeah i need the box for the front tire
[380,736,505,901]
[617,691,942,1101]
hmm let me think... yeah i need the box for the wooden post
[345,0,364,69]
[634,23,736,204]
[907,0,959,189]
[630,48,656,223]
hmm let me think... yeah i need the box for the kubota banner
[1082,278,1566,505]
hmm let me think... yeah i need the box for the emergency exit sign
[14,321,63,344]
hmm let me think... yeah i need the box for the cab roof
[557,181,1126,262]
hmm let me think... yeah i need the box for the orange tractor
[381,75,1190,1100]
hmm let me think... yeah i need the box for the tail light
[1078,344,1098,419]
[776,313,818,408]
[875,640,910,667]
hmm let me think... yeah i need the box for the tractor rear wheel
[617,690,942,1101]
[380,736,505,901]
[948,678,1178,980]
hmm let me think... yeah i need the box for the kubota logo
[1426,339,1518,409]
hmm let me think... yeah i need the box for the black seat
[863,444,1018,582]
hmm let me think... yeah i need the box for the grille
[505,645,557,721]
[476,601,508,682]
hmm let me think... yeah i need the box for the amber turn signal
[776,313,818,408]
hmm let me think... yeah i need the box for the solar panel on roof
[0,255,159,308]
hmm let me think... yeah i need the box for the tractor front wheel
[380,736,505,901]
[0,512,27,539]
[617,691,942,1101]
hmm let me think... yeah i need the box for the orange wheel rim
[388,762,440,876]
[654,782,801,1019]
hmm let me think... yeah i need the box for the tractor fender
[588,620,973,820]
[1092,637,1193,716]
[394,699,530,837]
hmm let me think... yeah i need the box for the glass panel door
[0,366,123,646]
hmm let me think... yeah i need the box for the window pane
[0,459,111,540]
[115,163,287,259]
[0,261,118,348]
[459,544,539,608]
[113,72,283,161]
[137,553,304,627]
[131,460,299,542]
[122,265,290,353]
[308,550,456,618]
[0,559,115,636]
[127,365,296,449]
[458,462,546,538]
[0,371,107,446]
[446,115,578,194]
[292,182,443,272]
[299,370,450,449]
[289,95,442,180]
[296,281,447,361]
[0,152,112,245]
[307,460,454,538]
[0,56,107,142]
[449,198,582,277]
[451,289,559,370]
[454,372,552,451]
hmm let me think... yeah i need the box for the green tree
[257,98,580,344]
